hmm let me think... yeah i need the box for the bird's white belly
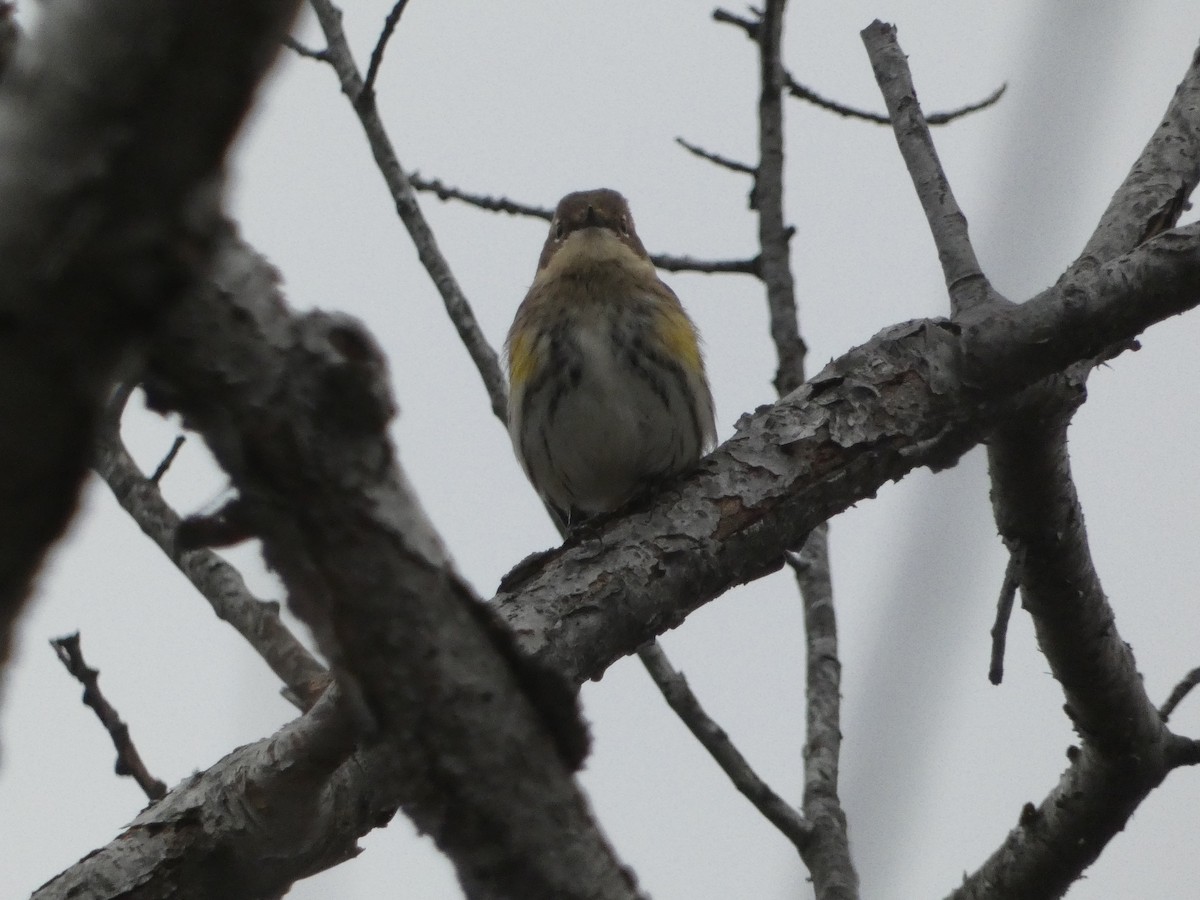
[540,325,692,513]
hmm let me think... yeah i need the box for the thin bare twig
[862,20,994,317]
[712,7,759,39]
[51,632,168,801]
[925,83,1008,124]
[360,0,412,103]
[754,3,858,896]
[751,2,807,397]
[675,136,757,175]
[708,4,861,897]
[409,173,553,219]
[307,0,510,424]
[638,641,812,848]
[653,252,761,276]
[95,385,329,708]
[785,73,1006,126]
[148,435,186,485]
[1160,667,1200,723]
[988,554,1020,685]
[283,34,328,61]
[785,527,856,900]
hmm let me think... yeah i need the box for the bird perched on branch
[506,188,716,527]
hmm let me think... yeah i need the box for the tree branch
[306,0,510,424]
[0,0,300,694]
[498,222,1200,683]
[1076,46,1200,264]
[712,7,759,40]
[1161,667,1200,723]
[639,641,813,848]
[141,224,641,900]
[93,384,329,708]
[785,72,1006,126]
[675,135,758,175]
[862,21,994,315]
[949,33,1200,900]
[147,434,186,485]
[652,252,762,275]
[987,553,1020,685]
[960,390,1180,900]
[50,632,168,801]
[35,685,361,900]
[409,172,554,219]
[787,525,856,900]
[283,34,329,61]
[753,1,806,398]
[360,0,411,102]
[740,3,859,897]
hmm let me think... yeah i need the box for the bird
[505,188,716,527]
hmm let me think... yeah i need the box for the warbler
[505,188,716,526]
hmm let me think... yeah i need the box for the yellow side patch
[507,329,540,388]
[656,306,703,372]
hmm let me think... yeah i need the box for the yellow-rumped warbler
[506,188,716,525]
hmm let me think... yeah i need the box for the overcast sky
[5,3,1200,899]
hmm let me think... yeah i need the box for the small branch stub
[50,632,168,801]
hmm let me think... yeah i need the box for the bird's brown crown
[537,188,650,270]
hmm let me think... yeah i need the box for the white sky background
[4,2,1200,898]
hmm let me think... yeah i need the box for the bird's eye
[618,216,630,236]
[554,220,565,240]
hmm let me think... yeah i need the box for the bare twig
[1160,667,1200,723]
[51,632,167,801]
[360,0,412,102]
[283,34,328,61]
[862,20,994,317]
[753,2,806,398]
[785,72,1006,126]
[409,173,553,219]
[95,384,329,709]
[712,7,759,39]
[148,435,186,485]
[786,527,856,900]
[675,136,757,175]
[637,641,812,848]
[714,3,858,897]
[653,252,761,275]
[988,554,1020,685]
[307,0,510,424]
[925,83,1008,125]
